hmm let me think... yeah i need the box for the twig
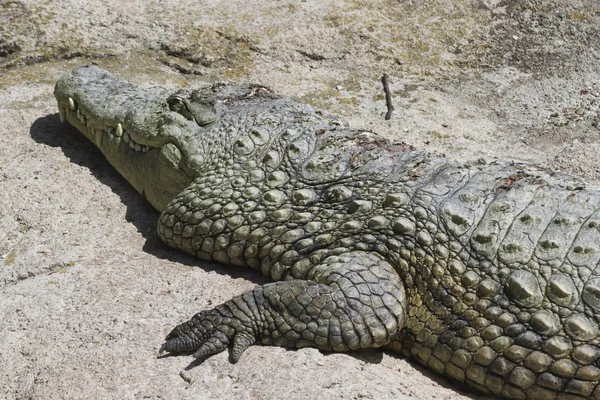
[163,59,204,76]
[381,73,394,120]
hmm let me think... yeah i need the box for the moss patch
[4,250,16,266]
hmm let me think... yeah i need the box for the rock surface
[1,1,600,399]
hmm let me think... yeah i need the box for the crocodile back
[390,160,600,399]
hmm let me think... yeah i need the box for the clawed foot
[159,257,406,366]
[159,308,257,363]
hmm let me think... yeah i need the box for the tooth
[77,109,82,122]
[129,141,136,149]
[134,143,142,152]
[143,146,149,152]
[116,123,123,137]
[68,98,76,111]
[123,132,130,143]
[95,129,102,143]
[58,107,65,123]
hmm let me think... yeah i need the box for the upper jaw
[56,94,154,154]
[54,65,166,154]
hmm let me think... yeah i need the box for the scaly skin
[55,65,600,400]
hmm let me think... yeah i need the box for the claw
[192,335,228,359]
[232,333,255,363]
[159,343,168,354]
[160,321,205,354]
[160,303,257,363]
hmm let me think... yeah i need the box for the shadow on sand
[29,113,269,284]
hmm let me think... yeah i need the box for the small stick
[381,73,394,120]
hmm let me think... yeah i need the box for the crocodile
[54,65,600,400]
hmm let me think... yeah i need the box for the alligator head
[54,65,230,211]
[55,66,351,213]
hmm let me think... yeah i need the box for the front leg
[160,251,407,362]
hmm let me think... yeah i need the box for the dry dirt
[1,1,600,399]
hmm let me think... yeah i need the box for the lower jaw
[61,104,193,212]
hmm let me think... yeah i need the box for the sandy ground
[1,1,600,399]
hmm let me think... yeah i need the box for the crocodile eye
[167,95,195,121]
[167,91,217,126]
[167,96,184,112]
